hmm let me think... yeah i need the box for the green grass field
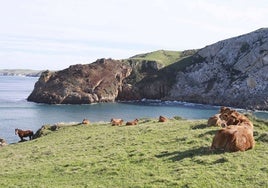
[0,117,267,188]
[130,50,196,66]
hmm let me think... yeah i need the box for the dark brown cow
[15,128,34,141]
[158,116,168,122]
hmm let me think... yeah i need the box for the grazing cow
[126,119,139,126]
[15,128,34,141]
[111,118,124,126]
[158,116,168,122]
[82,118,90,125]
[211,125,255,152]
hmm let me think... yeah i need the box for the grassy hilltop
[129,49,197,67]
[0,117,267,187]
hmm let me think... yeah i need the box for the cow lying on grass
[159,116,168,122]
[82,118,90,125]
[219,107,253,128]
[126,119,139,126]
[207,106,253,128]
[210,107,255,152]
[111,118,124,126]
[211,125,255,152]
[207,114,224,127]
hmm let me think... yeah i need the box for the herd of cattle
[1,106,255,153]
[110,115,168,126]
[110,107,255,153]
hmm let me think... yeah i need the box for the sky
[0,0,267,70]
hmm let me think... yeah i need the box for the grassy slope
[126,50,201,88]
[0,117,267,188]
[129,50,186,66]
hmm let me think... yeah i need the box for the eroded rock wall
[27,59,132,104]
[169,28,268,110]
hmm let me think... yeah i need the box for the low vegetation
[130,50,181,66]
[0,117,267,187]
[129,49,197,67]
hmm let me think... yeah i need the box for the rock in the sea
[27,59,132,104]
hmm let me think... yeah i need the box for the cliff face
[27,59,132,104]
[168,28,268,110]
[28,28,268,110]
[28,57,165,104]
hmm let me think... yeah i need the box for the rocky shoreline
[0,69,43,77]
[27,28,268,110]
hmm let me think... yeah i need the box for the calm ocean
[0,76,267,144]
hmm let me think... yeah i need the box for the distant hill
[0,69,43,77]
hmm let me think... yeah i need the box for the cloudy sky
[0,0,267,70]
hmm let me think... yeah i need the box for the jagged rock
[28,59,132,104]
[168,28,268,110]
[27,29,268,110]
[33,123,83,139]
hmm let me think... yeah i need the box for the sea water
[0,76,267,144]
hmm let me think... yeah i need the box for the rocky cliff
[168,28,268,110]
[28,28,268,110]
[27,59,132,104]
[27,52,176,104]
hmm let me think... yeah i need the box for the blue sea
[0,76,267,144]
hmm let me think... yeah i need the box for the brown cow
[211,125,255,152]
[208,106,254,129]
[0,138,7,147]
[219,106,232,114]
[158,116,168,122]
[219,108,253,129]
[207,114,225,127]
[82,118,90,125]
[126,119,139,126]
[111,118,124,126]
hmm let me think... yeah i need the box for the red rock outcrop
[27,59,132,104]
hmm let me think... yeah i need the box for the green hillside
[129,49,197,66]
[0,117,267,187]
